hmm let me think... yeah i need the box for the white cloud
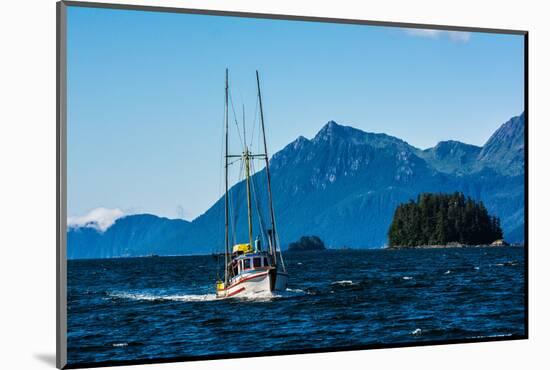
[405,28,471,43]
[448,31,471,42]
[68,207,125,232]
[405,29,441,38]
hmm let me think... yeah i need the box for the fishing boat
[216,70,288,299]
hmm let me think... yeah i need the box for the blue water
[67,247,525,366]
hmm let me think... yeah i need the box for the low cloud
[68,208,125,232]
[405,28,471,43]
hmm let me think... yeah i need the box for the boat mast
[256,70,278,267]
[224,69,229,286]
[243,106,254,247]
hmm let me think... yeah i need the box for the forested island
[287,236,327,252]
[388,192,503,248]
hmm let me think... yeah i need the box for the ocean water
[67,247,525,366]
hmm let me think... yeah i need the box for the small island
[388,192,503,248]
[287,236,327,252]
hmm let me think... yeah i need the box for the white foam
[403,276,413,280]
[444,270,451,275]
[112,343,128,347]
[411,328,422,335]
[469,333,512,339]
[232,290,280,302]
[286,288,305,293]
[331,280,356,285]
[108,292,217,302]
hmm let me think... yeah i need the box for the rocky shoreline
[387,242,524,250]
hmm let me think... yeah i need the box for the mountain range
[67,112,525,259]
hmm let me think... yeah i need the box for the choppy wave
[496,261,519,267]
[286,288,305,293]
[68,248,525,364]
[331,280,356,286]
[468,333,513,339]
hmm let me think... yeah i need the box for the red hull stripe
[227,287,245,297]
[226,272,269,290]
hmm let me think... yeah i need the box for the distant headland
[287,236,327,252]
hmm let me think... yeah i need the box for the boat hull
[217,268,288,298]
[275,271,289,291]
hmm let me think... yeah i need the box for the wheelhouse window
[243,259,251,270]
[263,257,269,267]
[253,257,262,268]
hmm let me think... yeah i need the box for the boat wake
[233,291,280,301]
[107,291,218,302]
[229,287,308,301]
[107,288,307,303]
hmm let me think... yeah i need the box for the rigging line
[228,90,245,150]
[271,208,287,272]
[258,119,265,171]
[249,96,259,149]
[216,98,225,279]
[227,160,237,248]
[229,158,244,246]
[228,186,237,247]
[235,158,245,244]
[250,160,268,246]
[240,91,247,146]
[227,158,242,166]
[242,104,246,149]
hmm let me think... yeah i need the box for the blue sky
[67,6,524,222]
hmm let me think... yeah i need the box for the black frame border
[56,1,529,369]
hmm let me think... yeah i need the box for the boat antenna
[224,68,230,286]
[256,70,278,267]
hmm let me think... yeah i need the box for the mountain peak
[291,135,310,150]
[418,140,481,174]
[313,120,364,143]
[316,120,342,135]
[477,112,524,176]
[482,112,524,148]
[431,140,481,156]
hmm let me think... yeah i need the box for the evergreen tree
[388,192,503,247]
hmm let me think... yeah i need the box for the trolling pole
[256,70,278,267]
[224,69,229,287]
